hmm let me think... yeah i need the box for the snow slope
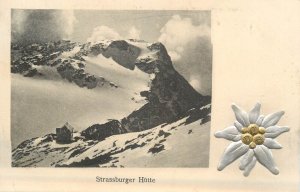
[11,74,145,149]
[84,54,150,93]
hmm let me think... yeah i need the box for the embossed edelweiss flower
[215,103,289,176]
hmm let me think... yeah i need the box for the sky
[11,10,212,95]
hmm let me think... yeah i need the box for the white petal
[239,149,254,170]
[231,104,250,127]
[215,126,241,141]
[261,111,285,128]
[217,141,249,171]
[243,157,257,177]
[263,138,282,149]
[234,121,243,132]
[265,126,290,138]
[254,145,279,175]
[249,103,261,124]
[255,115,264,126]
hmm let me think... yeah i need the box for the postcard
[0,0,299,191]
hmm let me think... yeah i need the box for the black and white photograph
[11,10,212,167]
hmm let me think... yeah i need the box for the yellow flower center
[248,124,259,135]
[241,124,265,148]
[241,133,253,145]
[249,142,256,149]
[253,134,265,145]
[259,127,266,134]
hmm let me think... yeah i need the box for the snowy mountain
[11,39,211,167]
[12,107,210,167]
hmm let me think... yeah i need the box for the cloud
[127,26,141,39]
[189,76,201,91]
[168,51,181,61]
[61,10,77,38]
[158,15,212,95]
[87,26,121,43]
[12,10,76,44]
[87,25,142,43]
[158,14,210,61]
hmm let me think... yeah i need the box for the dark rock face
[11,60,32,74]
[82,120,127,140]
[57,63,98,89]
[135,42,173,74]
[11,40,74,77]
[23,68,38,77]
[148,143,164,154]
[185,106,211,125]
[90,40,141,70]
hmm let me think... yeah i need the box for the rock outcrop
[82,120,127,140]
[57,63,98,89]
